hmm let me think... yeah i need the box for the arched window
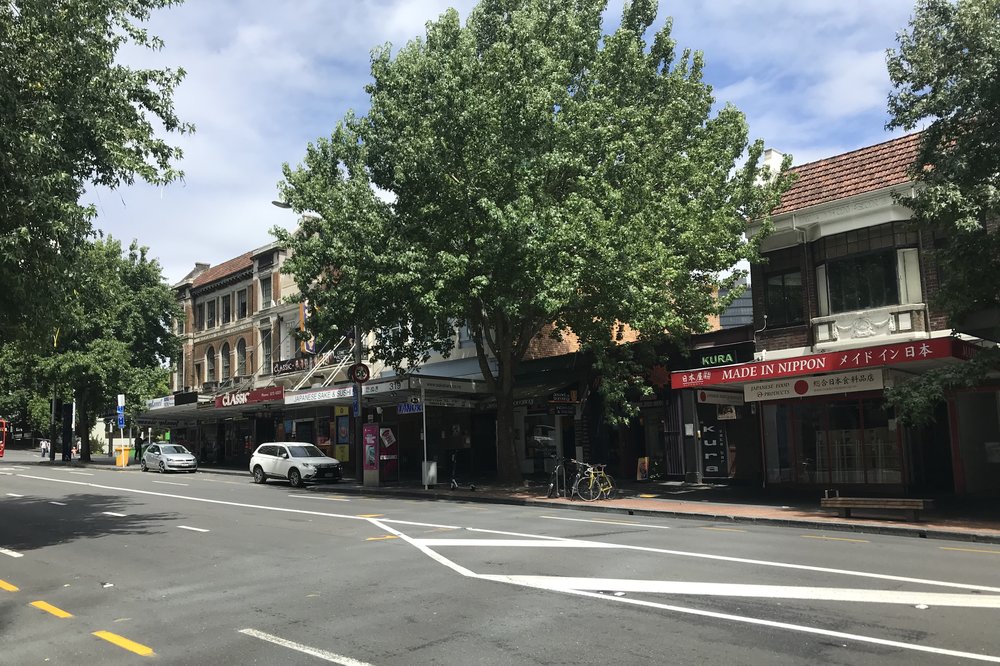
[236,339,247,376]
[221,342,231,380]
[206,346,216,381]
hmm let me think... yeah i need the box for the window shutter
[815,264,829,316]
[896,248,922,304]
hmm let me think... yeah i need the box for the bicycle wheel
[574,474,601,501]
[546,468,559,498]
[601,474,616,499]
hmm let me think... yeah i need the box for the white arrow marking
[478,575,1000,608]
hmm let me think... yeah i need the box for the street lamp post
[353,325,365,484]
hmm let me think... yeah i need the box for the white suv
[249,442,343,487]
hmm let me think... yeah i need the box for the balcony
[812,304,929,351]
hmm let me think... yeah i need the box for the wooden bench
[820,496,935,522]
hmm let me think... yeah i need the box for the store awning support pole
[421,386,428,490]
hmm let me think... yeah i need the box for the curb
[12,458,1000,545]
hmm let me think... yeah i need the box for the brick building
[672,133,1000,496]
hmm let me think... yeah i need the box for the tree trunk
[79,405,92,463]
[494,355,520,485]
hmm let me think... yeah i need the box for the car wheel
[252,466,267,484]
[158,461,166,474]
[140,460,148,472]
[288,468,303,488]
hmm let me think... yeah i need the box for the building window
[826,250,899,314]
[176,354,185,391]
[765,270,803,326]
[206,347,216,381]
[207,300,217,328]
[237,339,247,376]
[176,319,185,335]
[222,295,232,324]
[237,289,248,319]
[221,342,231,380]
[261,329,272,374]
[195,303,205,331]
[260,277,272,310]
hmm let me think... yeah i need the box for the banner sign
[273,356,313,376]
[672,337,975,389]
[215,385,285,408]
[743,369,883,402]
[396,402,423,414]
[675,341,756,370]
[146,395,175,410]
[696,389,744,406]
[284,386,354,406]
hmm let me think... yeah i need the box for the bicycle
[546,457,579,498]
[572,462,615,501]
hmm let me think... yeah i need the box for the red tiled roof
[191,252,253,289]
[772,132,922,216]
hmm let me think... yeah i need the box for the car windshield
[287,445,324,458]
[161,445,189,454]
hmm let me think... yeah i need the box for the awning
[671,337,981,391]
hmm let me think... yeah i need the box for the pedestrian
[40,440,48,457]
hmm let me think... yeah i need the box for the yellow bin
[114,444,133,467]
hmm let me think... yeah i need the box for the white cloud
[82,0,921,283]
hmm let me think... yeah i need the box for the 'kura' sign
[671,338,974,389]
[215,386,285,408]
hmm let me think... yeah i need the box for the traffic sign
[117,414,125,429]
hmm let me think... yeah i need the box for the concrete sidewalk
[6,448,1000,545]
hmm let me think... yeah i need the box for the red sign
[671,338,976,389]
[215,385,285,408]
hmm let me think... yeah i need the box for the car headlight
[301,462,314,469]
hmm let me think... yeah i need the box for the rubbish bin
[114,444,133,468]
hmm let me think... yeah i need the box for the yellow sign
[334,444,349,462]
[334,406,348,416]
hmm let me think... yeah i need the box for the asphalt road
[2,454,1000,665]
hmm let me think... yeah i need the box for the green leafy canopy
[0,0,192,342]
[275,0,792,482]
[885,0,1000,424]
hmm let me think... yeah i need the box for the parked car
[249,442,343,487]
[141,443,198,473]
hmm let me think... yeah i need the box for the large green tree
[885,0,1000,424]
[0,0,191,342]
[275,0,791,483]
[0,237,178,459]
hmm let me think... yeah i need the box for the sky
[85,0,919,285]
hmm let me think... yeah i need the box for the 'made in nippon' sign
[671,338,971,389]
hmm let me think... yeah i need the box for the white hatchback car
[249,442,343,487]
[141,443,198,473]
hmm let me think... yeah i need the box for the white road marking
[239,628,375,665]
[6,493,24,497]
[0,548,24,558]
[103,512,126,517]
[153,480,189,486]
[287,494,350,501]
[48,501,67,506]
[381,519,462,530]
[17,471,1000,596]
[416,538,612,548]
[541,515,672,530]
[177,525,209,533]
[389,524,1000,663]
[478,576,1000,608]
[69,471,94,476]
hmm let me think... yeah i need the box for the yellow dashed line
[357,514,384,518]
[93,630,155,656]
[802,535,869,543]
[31,600,73,618]
[940,546,1000,555]
[700,526,746,533]
[366,535,399,541]
[638,494,658,498]
[0,579,19,592]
